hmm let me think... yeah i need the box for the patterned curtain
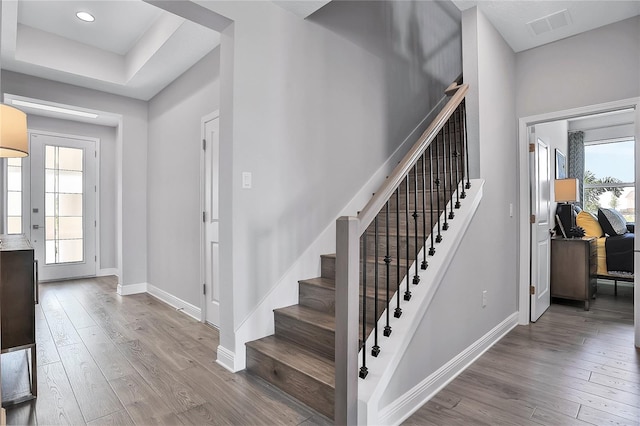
[568,131,585,208]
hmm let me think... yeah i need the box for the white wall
[1,70,148,287]
[147,48,220,308]
[187,0,462,362]
[26,116,118,270]
[378,6,518,407]
[516,16,640,118]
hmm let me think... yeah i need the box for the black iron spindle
[372,216,380,357]
[384,201,392,336]
[463,100,471,190]
[454,108,461,209]
[441,127,449,231]
[447,116,455,220]
[429,146,436,255]
[421,154,428,269]
[435,131,443,243]
[359,231,368,379]
[412,164,420,285]
[404,175,411,301]
[394,188,402,318]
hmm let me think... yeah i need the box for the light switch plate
[242,172,252,189]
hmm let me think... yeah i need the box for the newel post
[335,216,360,425]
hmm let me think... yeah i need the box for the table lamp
[555,178,580,236]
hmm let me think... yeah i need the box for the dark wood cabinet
[550,237,597,310]
[0,234,37,402]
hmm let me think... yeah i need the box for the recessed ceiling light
[76,11,95,22]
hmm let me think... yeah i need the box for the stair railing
[335,82,469,424]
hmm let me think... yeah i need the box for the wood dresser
[550,237,597,310]
[0,234,37,404]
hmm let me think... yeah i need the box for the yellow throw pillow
[576,211,604,238]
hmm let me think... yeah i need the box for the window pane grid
[6,159,22,234]
[583,139,635,223]
[45,145,84,264]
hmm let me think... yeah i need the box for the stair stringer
[357,179,484,425]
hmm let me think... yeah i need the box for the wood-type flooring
[405,281,638,425]
[2,277,331,425]
[2,277,636,425]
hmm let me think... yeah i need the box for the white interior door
[530,131,552,322]
[203,114,220,326]
[29,133,97,281]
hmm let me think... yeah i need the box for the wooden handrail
[357,83,468,235]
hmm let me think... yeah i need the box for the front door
[530,130,552,321]
[203,114,220,326]
[29,133,97,281]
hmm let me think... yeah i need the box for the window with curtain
[583,138,635,221]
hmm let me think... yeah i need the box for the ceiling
[452,0,640,52]
[1,0,220,102]
[1,0,638,116]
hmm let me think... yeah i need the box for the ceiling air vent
[527,9,572,36]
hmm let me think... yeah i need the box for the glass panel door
[30,133,96,281]
[6,157,23,234]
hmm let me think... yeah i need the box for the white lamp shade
[554,178,580,203]
[0,104,28,157]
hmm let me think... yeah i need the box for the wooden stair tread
[299,276,335,289]
[246,335,335,387]
[275,305,335,330]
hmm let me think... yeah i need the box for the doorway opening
[518,97,640,346]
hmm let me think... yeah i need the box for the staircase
[246,84,469,420]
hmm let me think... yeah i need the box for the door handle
[33,224,42,230]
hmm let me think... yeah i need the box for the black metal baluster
[435,131,443,243]
[429,146,436,255]
[359,231,368,379]
[412,164,420,285]
[463,99,471,191]
[384,201,392,336]
[372,216,380,357]
[394,188,402,318]
[404,175,411,301]
[421,154,428,269]
[454,107,461,209]
[441,128,449,231]
[447,117,455,220]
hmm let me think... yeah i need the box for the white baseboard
[378,312,519,425]
[146,284,201,321]
[97,268,119,277]
[117,282,147,296]
[216,345,237,372]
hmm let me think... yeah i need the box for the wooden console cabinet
[0,234,37,403]
[550,237,597,310]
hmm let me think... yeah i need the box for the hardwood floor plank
[76,326,137,381]
[86,410,135,426]
[57,343,124,422]
[179,366,314,425]
[114,339,206,414]
[34,362,85,426]
[589,372,640,396]
[55,293,97,330]
[40,293,82,348]
[451,370,580,418]
[577,404,640,426]
[530,407,590,426]
[123,319,200,371]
